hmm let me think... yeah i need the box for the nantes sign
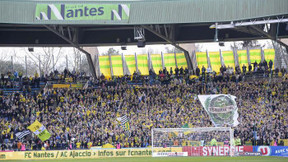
[35,4,130,21]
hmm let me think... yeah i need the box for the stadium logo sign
[198,94,239,127]
[257,146,271,156]
[35,4,130,21]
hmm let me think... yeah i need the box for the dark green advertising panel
[35,4,130,21]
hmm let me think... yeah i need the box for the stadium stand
[0,59,287,150]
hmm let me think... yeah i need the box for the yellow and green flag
[28,120,51,142]
[222,51,235,70]
[249,49,262,64]
[111,55,124,76]
[124,55,136,75]
[264,49,275,69]
[196,52,208,71]
[137,55,149,75]
[164,53,176,70]
[209,51,221,73]
[99,56,111,79]
[237,50,249,71]
[176,53,188,69]
[150,54,162,74]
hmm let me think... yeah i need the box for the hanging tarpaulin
[111,55,124,76]
[238,50,249,70]
[99,56,111,79]
[151,54,162,74]
[164,53,176,70]
[176,53,188,69]
[209,51,221,73]
[249,49,262,64]
[137,55,149,75]
[264,49,275,69]
[198,94,239,127]
[222,51,235,70]
[196,52,208,69]
[125,55,136,75]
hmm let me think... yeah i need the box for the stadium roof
[0,0,288,24]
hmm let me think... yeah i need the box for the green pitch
[4,156,287,162]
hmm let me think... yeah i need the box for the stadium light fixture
[28,47,34,52]
[137,40,146,48]
[121,45,127,50]
[214,23,219,42]
[219,42,225,46]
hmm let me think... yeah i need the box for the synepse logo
[35,4,130,21]
[257,146,271,156]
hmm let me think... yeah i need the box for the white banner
[152,152,188,157]
[198,94,239,127]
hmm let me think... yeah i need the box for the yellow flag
[28,120,42,132]
[28,120,51,142]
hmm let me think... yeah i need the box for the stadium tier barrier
[0,147,180,160]
[1,146,287,160]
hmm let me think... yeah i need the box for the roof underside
[0,0,287,46]
[0,0,288,24]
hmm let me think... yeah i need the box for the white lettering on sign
[202,146,244,156]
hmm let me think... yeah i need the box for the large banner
[198,94,239,127]
[253,146,288,157]
[35,4,130,21]
[28,120,51,142]
[0,148,180,160]
[182,146,253,156]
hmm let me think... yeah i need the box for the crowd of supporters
[0,63,288,151]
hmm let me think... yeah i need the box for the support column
[161,52,165,69]
[147,52,152,70]
[233,48,239,68]
[184,51,193,72]
[191,50,197,71]
[95,52,100,77]
[108,52,113,77]
[45,25,97,79]
[134,53,138,72]
[174,51,178,68]
[206,50,211,69]
[247,47,251,65]
[261,47,265,62]
[121,53,126,75]
[179,43,196,73]
[219,49,224,66]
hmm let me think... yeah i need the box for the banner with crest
[198,94,239,127]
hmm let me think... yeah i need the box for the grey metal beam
[44,25,97,79]
[142,25,194,71]
[108,52,113,77]
[250,25,288,49]
[210,18,288,29]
